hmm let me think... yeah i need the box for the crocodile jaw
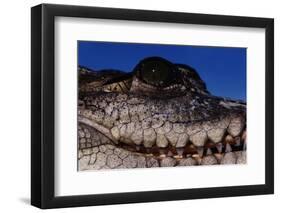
[78,93,246,170]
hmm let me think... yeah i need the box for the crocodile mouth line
[78,116,246,158]
[110,129,246,160]
[78,116,246,169]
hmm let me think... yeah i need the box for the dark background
[78,41,246,101]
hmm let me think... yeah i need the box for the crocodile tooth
[225,143,232,153]
[216,143,223,153]
[192,154,199,158]
[234,137,241,146]
[214,153,223,162]
[167,151,173,157]
[159,154,166,158]
[206,148,212,155]
[176,148,185,156]
[243,141,247,150]
[196,147,203,158]
[192,154,202,164]
[173,155,183,159]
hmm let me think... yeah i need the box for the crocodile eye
[137,57,176,87]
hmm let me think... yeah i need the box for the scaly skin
[78,57,246,171]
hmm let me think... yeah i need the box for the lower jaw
[78,127,247,171]
[78,145,246,171]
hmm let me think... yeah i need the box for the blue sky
[78,41,246,101]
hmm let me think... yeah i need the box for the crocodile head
[78,57,246,170]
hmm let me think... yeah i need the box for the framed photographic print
[31,3,274,209]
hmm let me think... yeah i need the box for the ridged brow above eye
[134,57,178,87]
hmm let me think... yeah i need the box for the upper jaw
[78,90,246,160]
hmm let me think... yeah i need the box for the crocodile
[78,57,246,171]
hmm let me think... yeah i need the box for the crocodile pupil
[140,59,173,87]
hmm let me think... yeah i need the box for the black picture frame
[31,3,274,209]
